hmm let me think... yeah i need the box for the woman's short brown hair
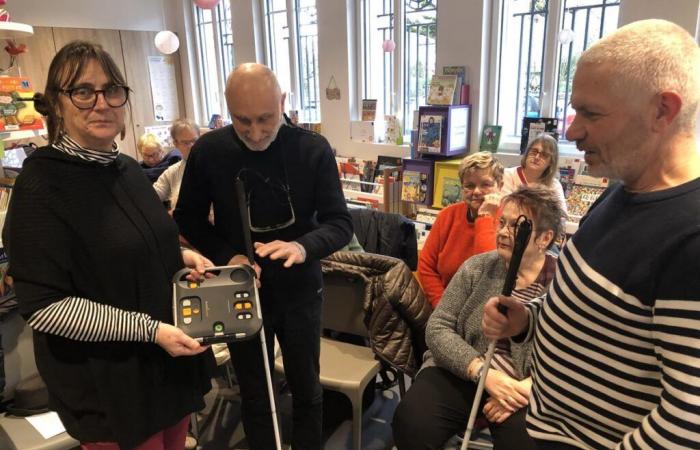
[458,151,504,186]
[33,40,129,145]
[502,185,565,249]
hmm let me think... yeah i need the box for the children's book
[520,117,559,153]
[338,160,362,191]
[441,177,462,207]
[442,66,466,105]
[401,170,422,202]
[427,75,458,105]
[361,99,378,121]
[479,125,502,152]
[0,77,44,132]
[374,155,402,181]
[558,167,576,198]
[418,114,443,153]
[384,115,402,145]
[372,156,402,195]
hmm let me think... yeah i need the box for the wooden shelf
[0,22,34,39]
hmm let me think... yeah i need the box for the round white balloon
[558,29,575,45]
[155,30,180,54]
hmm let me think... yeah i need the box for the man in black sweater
[174,63,352,450]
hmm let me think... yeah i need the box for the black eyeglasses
[237,168,295,233]
[60,85,129,110]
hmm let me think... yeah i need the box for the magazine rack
[416,105,471,157]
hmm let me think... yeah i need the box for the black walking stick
[461,215,532,449]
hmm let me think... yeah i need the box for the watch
[470,361,485,383]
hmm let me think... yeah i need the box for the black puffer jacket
[322,251,431,377]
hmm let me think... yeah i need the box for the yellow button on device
[182,307,192,316]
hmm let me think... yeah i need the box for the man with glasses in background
[175,63,353,450]
[152,118,201,211]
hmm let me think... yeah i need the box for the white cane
[237,178,283,450]
[460,216,532,450]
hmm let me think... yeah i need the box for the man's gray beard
[240,116,285,151]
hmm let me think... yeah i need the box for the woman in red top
[418,151,504,307]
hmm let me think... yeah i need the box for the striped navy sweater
[523,178,700,449]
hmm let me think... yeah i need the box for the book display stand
[416,105,471,157]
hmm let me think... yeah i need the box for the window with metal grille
[194,1,235,123]
[359,0,437,139]
[262,0,320,123]
[491,0,619,144]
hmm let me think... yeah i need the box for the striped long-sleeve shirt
[523,179,700,450]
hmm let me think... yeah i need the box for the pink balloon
[193,0,221,9]
[382,39,396,53]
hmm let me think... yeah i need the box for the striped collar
[54,134,119,165]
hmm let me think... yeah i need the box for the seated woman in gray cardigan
[393,185,565,450]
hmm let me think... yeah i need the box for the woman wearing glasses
[417,151,504,308]
[3,41,211,450]
[502,133,568,214]
[153,118,201,211]
[394,186,564,450]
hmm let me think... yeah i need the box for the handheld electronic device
[172,264,263,344]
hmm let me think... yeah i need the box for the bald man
[175,63,353,449]
[483,19,700,450]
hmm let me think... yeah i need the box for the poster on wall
[147,56,178,122]
[143,125,173,148]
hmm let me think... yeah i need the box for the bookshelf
[342,167,402,213]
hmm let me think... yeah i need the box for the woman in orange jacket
[418,151,504,307]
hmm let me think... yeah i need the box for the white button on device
[183,299,191,307]
[184,317,192,324]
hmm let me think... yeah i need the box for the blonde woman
[418,151,504,308]
[137,132,182,183]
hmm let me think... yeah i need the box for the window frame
[487,0,619,155]
[261,0,320,122]
[356,0,438,141]
[192,1,235,125]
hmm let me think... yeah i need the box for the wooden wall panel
[119,30,187,148]
[51,27,138,158]
[16,26,56,94]
[12,27,186,160]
